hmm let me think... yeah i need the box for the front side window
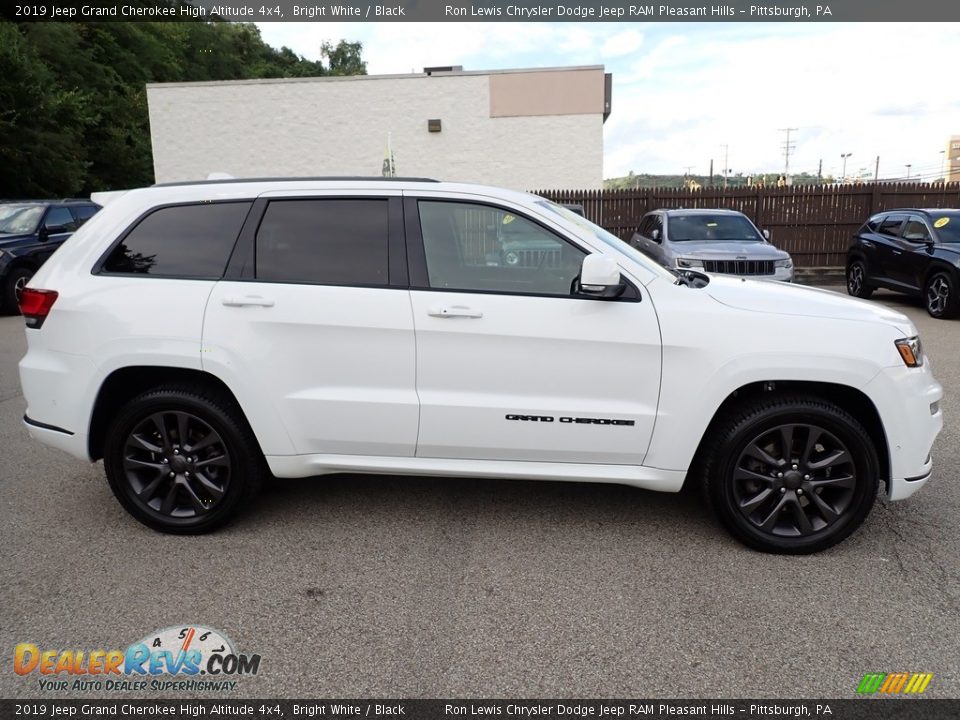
[43,207,77,233]
[418,200,586,296]
[102,202,251,277]
[255,199,389,286]
[71,204,99,226]
[903,217,931,243]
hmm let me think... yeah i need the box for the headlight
[675,258,704,269]
[775,258,793,269]
[895,336,923,367]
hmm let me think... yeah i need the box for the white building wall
[147,73,604,191]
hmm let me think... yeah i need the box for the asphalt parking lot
[1,286,958,700]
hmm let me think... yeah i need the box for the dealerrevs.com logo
[856,672,934,695]
[14,625,261,693]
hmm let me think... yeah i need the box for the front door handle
[892,250,903,256]
[221,295,275,307]
[427,305,483,319]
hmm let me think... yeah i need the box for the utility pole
[817,159,823,183]
[721,144,729,189]
[779,128,798,184]
[939,150,946,182]
[874,156,880,183]
[709,159,714,186]
[840,152,852,183]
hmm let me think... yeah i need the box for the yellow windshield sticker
[934,217,950,228]
[502,215,515,225]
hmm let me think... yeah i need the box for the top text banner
[13,0,960,22]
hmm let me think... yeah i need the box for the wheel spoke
[160,483,179,515]
[808,448,849,470]
[759,495,790,531]
[186,430,218,453]
[779,426,795,463]
[789,497,814,535]
[194,472,225,500]
[744,443,781,468]
[195,454,228,469]
[734,467,776,485]
[125,457,166,472]
[809,492,839,523]
[740,487,774,515]
[149,413,172,449]
[137,474,166,502]
[127,433,162,454]
[176,412,190,448]
[181,480,210,512]
[809,474,856,490]
[800,427,822,466]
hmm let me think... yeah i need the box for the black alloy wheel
[925,271,959,319]
[104,384,264,533]
[846,260,873,299]
[701,395,879,554]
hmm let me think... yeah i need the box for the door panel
[204,283,419,456]
[892,216,934,290]
[406,196,661,465]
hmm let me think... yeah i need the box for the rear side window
[71,204,99,227]
[101,202,251,277]
[255,199,389,286]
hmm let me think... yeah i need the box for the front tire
[103,384,265,533]
[700,395,879,554]
[846,260,873,299]
[924,271,959,319]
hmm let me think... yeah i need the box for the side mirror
[762,229,770,240]
[577,255,625,299]
[650,228,661,242]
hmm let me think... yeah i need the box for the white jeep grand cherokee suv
[18,178,943,553]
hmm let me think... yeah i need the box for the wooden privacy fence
[535,183,960,267]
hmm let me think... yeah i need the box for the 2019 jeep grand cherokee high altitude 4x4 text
[17,178,943,553]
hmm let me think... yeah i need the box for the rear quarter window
[100,202,251,278]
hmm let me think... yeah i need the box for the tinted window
[637,215,656,238]
[256,199,388,285]
[44,207,78,233]
[102,202,250,277]
[877,216,905,238]
[71,204,99,226]
[666,214,761,242]
[930,213,960,243]
[863,215,883,233]
[903,217,931,243]
[418,200,585,296]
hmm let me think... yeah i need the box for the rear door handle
[427,305,483,319]
[221,296,275,307]
[892,250,902,255]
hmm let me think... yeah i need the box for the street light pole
[840,153,852,183]
[906,164,912,180]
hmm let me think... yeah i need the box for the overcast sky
[257,22,959,181]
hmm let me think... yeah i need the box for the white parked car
[18,178,943,553]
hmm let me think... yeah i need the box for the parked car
[846,208,960,319]
[0,199,101,312]
[18,177,941,553]
[630,208,794,282]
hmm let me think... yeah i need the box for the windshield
[0,205,44,234]
[931,213,960,243]
[536,200,675,280]
[667,214,763,242]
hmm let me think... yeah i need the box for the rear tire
[103,384,265,534]
[924,271,959,319]
[846,260,874,299]
[2,267,33,313]
[699,395,879,554]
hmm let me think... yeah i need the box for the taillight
[19,288,58,329]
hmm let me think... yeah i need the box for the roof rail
[152,176,441,188]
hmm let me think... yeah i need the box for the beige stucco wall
[146,70,604,191]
